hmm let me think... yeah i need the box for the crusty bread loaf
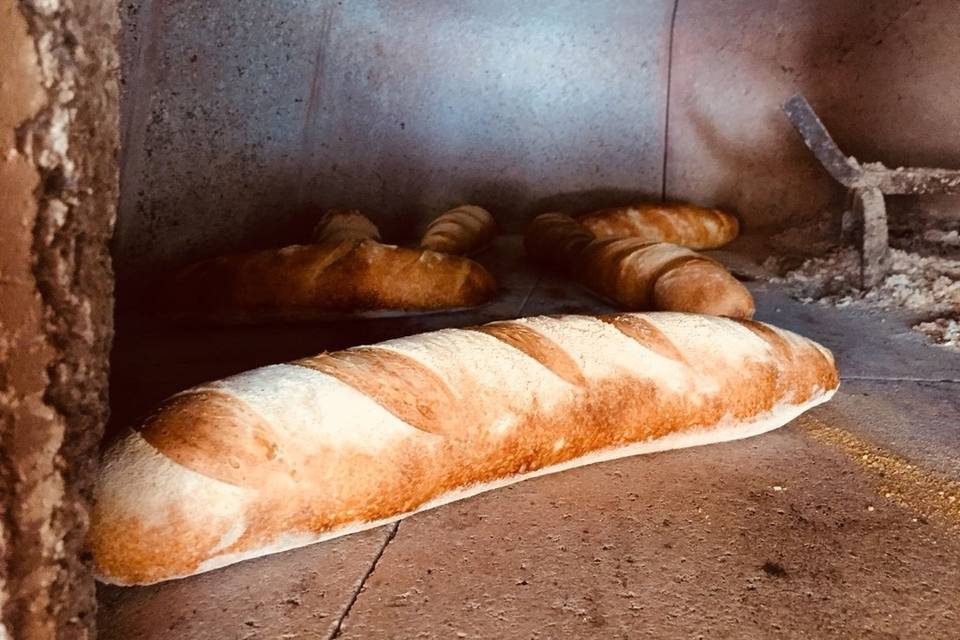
[161,240,497,318]
[579,203,739,249]
[420,205,496,255]
[312,209,381,244]
[526,213,754,318]
[525,211,595,272]
[91,312,837,585]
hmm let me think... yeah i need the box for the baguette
[91,312,837,585]
[160,240,497,316]
[580,203,739,249]
[525,213,754,318]
[312,209,381,244]
[420,205,496,255]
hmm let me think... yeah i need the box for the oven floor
[99,237,960,639]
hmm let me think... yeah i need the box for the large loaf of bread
[526,213,754,318]
[91,312,838,585]
[580,203,739,249]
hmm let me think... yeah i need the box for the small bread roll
[312,209,381,244]
[420,205,496,255]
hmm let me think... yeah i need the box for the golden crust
[652,259,755,318]
[162,239,497,315]
[295,348,462,437]
[471,321,587,387]
[597,314,687,362]
[525,213,754,318]
[140,390,287,487]
[91,313,837,585]
[420,205,497,255]
[579,203,740,249]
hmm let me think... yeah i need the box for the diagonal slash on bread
[579,203,740,250]
[526,213,754,318]
[420,205,497,256]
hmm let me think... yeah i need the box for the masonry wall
[0,1,118,637]
[666,0,960,232]
[113,0,960,279]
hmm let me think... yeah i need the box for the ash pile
[766,223,960,351]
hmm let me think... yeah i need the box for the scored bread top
[525,213,754,318]
[581,237,754,317]
[579,203,739,249]
[420,205,497,255]
[92,313,837,585]
[162,239,497,314]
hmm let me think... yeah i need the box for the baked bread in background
[526,213,754,319]
[91,312,838,585]
[420,205,497,255]
[155,209,498,319]
[161,240,496,318]
[312,208,381,244]
[579,203,739,250]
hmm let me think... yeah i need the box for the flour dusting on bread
[91,312,837,585]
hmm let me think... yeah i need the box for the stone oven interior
[2,1,959,638]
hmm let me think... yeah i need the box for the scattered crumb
[922,229,960,247]
[767,246,960,351]
[803,417,960,530]
[914,317,960,350]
